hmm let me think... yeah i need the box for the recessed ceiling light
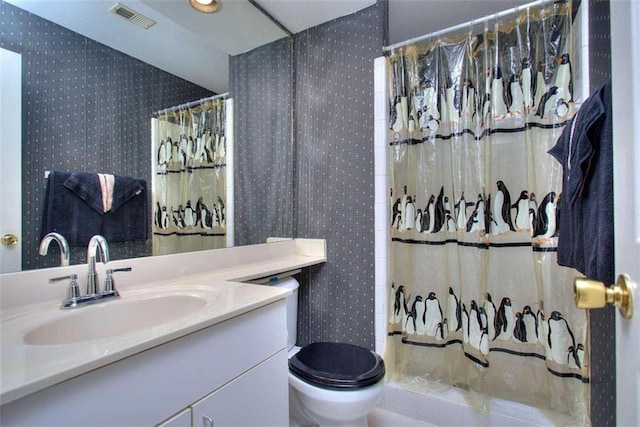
[189,0,221,13]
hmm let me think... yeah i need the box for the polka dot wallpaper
[0,1,213,269]
[294,3,385,349]
[230,38,294,246]
[230,3,385,350]
[587,1,615,426]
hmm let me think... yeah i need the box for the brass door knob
[574,274,634,319]
[1,233,19,247]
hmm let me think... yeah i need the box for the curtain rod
[154,92,229,116]
[382,0,559,53]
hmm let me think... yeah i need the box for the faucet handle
[103,267,132,297]
[50,274,81,308]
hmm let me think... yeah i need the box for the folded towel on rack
[42,171,149,245]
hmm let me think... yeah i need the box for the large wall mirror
[0,0,294,271]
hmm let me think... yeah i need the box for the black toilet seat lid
[289,342,385,390]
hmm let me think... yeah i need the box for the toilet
[268,276,385,426]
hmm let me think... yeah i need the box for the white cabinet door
[192,350,289,427]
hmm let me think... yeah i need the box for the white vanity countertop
[0,239,326,405]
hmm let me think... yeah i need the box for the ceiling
[6,0,531,93]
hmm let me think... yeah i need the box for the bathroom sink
[23,293,208,345]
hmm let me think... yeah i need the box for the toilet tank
[267,277,299,351]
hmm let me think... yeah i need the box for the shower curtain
[153,99,227,255]
[386,2,589,424]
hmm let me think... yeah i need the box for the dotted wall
[294,3,385,349]
[588,0,611,89]
[0,1,213,269]
[230,38,294,246]
[587,0,615,425]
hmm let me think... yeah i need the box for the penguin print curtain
[386,3,589,424]
[153,99,227,255]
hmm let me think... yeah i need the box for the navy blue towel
[42,171,149,246]
[548,81,614,284]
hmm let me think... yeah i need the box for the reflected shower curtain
[153,99,226,255]
[386,3,589,424]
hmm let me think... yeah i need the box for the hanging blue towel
[548,81,614,284]
[42,171,149,245]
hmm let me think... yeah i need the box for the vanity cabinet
[0,300,289,426]
[156,351,288,427]
[190,351,288,426]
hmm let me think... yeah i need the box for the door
[611,1,640,425]
[0,48,22,273]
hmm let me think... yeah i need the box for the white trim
[225,98,235,248]
[373,56,389,357]
[579,0,590,103]
[0,48,23,273]
[612,1,640,425]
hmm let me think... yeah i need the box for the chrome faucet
[49,235,130,309]
[39,232,70,266]
[86,235,109,296]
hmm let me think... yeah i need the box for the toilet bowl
[263,276,385,426]
[288,342,385,426]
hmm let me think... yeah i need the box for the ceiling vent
[109,3,156,29]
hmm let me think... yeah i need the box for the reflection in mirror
[0,1,294,270]
[152,96,232,255]
[232,38,294,246]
